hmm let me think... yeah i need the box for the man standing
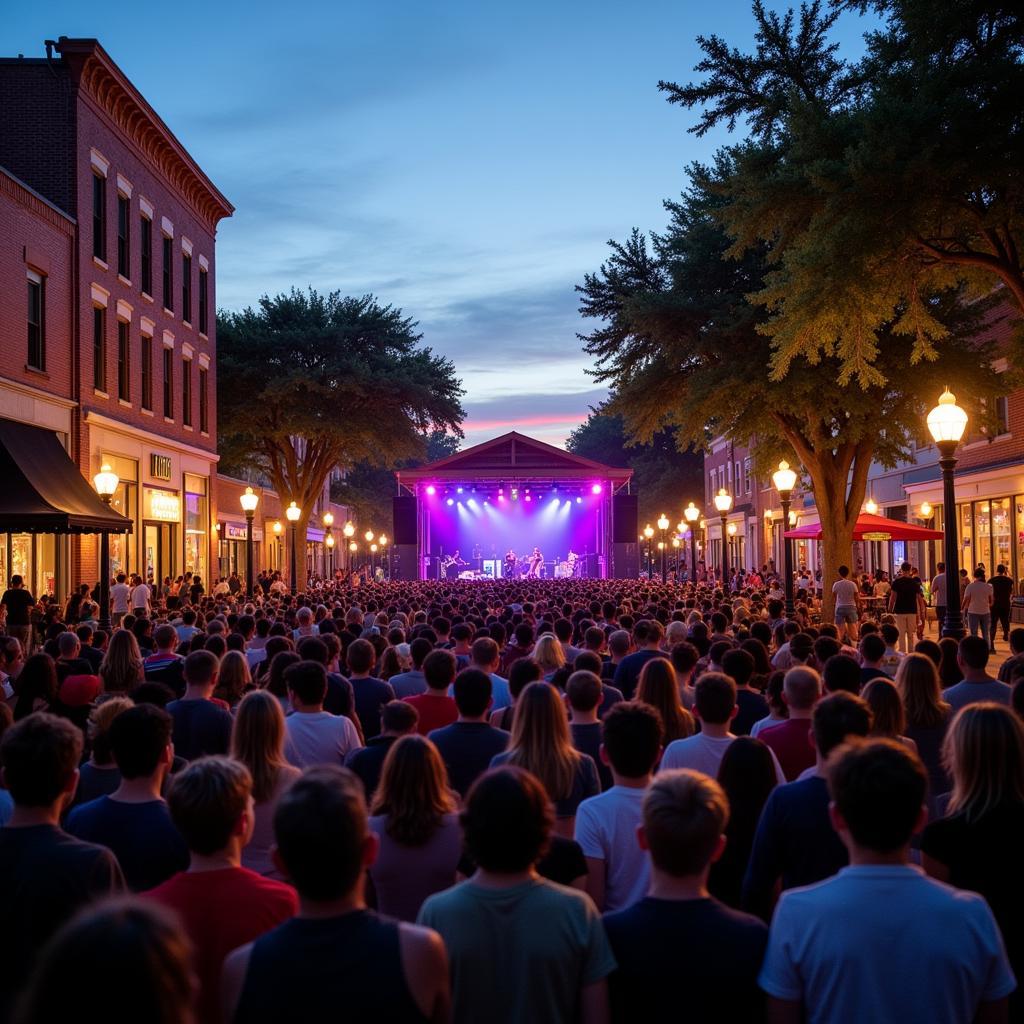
[930,561,947,634]
[109,573,131,627]
[887,562,925,654]
[943,636,1011,712]
[831,565,861,644]
[962,567,996,653]
[0,574,35,657]
[991,564,1015,645]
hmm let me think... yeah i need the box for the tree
[566,406,704,527]
[218,289,464,590]
[578,168,1002,617]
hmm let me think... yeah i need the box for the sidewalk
[920,617,1012,673]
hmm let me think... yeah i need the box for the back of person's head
[108,704,172,779]
[453,668,492,718]
[642,769,728,877]
[958,635,990,671]
[15,899,193,1024]
[670,641,699,677]
[0,712,82,807]
[859,633,887,664]
[284,660,328,706]
[57,632,79,658]
[274,765,369,901]
[827,738,926,852]
[913,639,942,667]
[573,651,603,675]
[409,636,433,670]
[880,623,900,647]
[423,648,457,691]
[471,636,499,669]
[601,701,662,778]
[461,766,552,873]
[166,756,252,855]
[693,672,736,725]
[183,650,218,689]
[1010,628,1024,656]
[371,735,455,845]
[813,636,840,665]
[566,670,602,712]
[296,636,328,665]
[381,699,418,735]
[812,691,872,759]
[720,648,755,688]
[788,633,814,663]
[783,666,821,710]
[153,624,178,651]
[608,629,631,658]
[507,657,543,698]
[838,565,850,578]
[708,640,733,667]
[822,653,861,695]
[451,623,472,645]
[346,638,376,675]
[584,626,605,651]
[862,677,905,738]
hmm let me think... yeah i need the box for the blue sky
[8,1,875,448]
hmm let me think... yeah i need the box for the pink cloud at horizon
[461,413,586,433]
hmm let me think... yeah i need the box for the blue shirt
[612,649,669,700]
[429,722,510,797]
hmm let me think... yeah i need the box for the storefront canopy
[0,420,133,534]
[784,512,944,542]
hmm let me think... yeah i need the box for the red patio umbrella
[783,512,944,542]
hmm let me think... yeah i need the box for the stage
[392,432,633,580]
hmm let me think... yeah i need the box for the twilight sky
[9,1,874,449]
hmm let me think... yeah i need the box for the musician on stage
[528,547,544,578]
[504,550,518,577]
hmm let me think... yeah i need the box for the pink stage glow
[426,485,436,496]
[591,483,603,494]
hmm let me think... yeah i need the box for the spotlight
[457,487,463,494]
[576,496,582,504]
[591,483,603,495]
[446,498,454,506]
[426,485,436,496]
[498,487,504,496]
[525,494,532,502]
[498,494,505,502]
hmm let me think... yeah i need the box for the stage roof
[397,431,632,490]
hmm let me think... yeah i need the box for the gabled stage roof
[397,431,632,489]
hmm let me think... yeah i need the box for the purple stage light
[426,485,436,496]
[576,496,582,504]
[446,498,454,506]
[525,494,532,502]
[591,483,603,494]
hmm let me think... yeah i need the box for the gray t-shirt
[832,579,859,609]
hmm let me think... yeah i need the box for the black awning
[0,420,133,534]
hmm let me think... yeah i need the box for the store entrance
[143,522,174,585]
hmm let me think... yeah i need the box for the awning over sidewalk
[0,420,133,534]
[784,512,943,542]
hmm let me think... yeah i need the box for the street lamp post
[272,521,282,576]
[92,463,119,632]
[657,514,669,582]
[772,460,798,618]
[928,389,969,638]
[727,523,738,579]
[643,524,654,579]
[322,511,334,580]
[343,521,355,573]
[379,534,388,580]
[370,543,378,577]
[239,486,259,599]
[285,501,301,593]
[684,502,700,582]
[349,540,358,576]
[714,489,733,592]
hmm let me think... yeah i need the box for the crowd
[0,568,1021,1023]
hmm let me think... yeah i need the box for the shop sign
[150,454,173,481]
[144,489,181,522]
[224,522,263,541]
[862,532,892,541]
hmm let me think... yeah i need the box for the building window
[141,335,153,411]
[996,395,1010,435]
[163,347,174,419]
[140,215,152,295]
[27,272,45,371]
[182,358,192,426]
[199,367,208,432]
[181,254,192,325]
[117,320,130,402]
[93,307,106,392]
[744,458,752,495]
[92,172,106,261]
[117,195,130,278]
[198,268,208,334]
[162,236,173,311]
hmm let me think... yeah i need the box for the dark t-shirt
[1,588,35,625]
[55,657,93,683]
[733,690,770,736]
[603,897,768,1022]
[66,796,189,891]
[166,697,233,761]
[571,722,613,790]
[991,575,1015,608]
[428,721,510,797]
[324,672,356,719]
[0,825,123,1013]
[71,762,122,807]
[350,676,396,738]
[889,575,923,614]
[612,650,669,700]
[345,735,398,801]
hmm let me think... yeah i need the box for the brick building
[0,37,233,597]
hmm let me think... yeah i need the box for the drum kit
[503,551,583,579]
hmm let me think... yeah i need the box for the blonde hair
[944,703,1024,823]
[231,690,290,803]
[636,659,693,743]
[87,695,134,765]
[532,635,565,673]
[505,682,580,802]
[215,650,251,706]
[99,630,144,693]
[895,653,949,729]
[371,734,456,845]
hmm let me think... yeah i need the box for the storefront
[217,520,262,580]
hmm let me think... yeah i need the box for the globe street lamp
[343,521,355,572]
[379,534,389,579]
[285,501,301,593]
[927,388,969,638]
[727,522,738,580]
[772,460,798,617]
[239,486,259,599]
[657,513,670,582]
[322,511,334,579]
[865,496,879,515]
[684,502,700,582]
[643,524,654,579]
[92,463,119,632]
[714,489,733,592]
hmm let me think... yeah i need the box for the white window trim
[140,316,156,335]
[27,269,43,285]
[90,148,110,177]
[181,237,193,257]
[162,330,175,349]
[161,216,174,237]
[198,254,209,272]
[182,342,195,360]
[90,283,110,307]
[116,299,133,320]
[198,353,211,369]
[139,196,154,219]
[116,173,133,198]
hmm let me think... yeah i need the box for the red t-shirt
[759,718,815,781]
[404,692,458,735]
[145,866,297,1024]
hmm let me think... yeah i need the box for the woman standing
[11,653,58,720]
[636,658,694,744]
[532,634,566,683]
[862,677,918,753]
[895,653,951,799]
[215,650,252,710]
[99,630,144,694]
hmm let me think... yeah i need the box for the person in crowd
[66,704,188,890]
[749,670,788,737]
[11,652,57,720]
[567,670,613,791]
[404,648,459,735]
[345,638,395,738]
[490,681,600,837]
[73,695,133,806]
[759,666,820,781]
[758,738,1014,1023]
[143,623,186,696]
[998,628,1024,683]
[418,766,615,1023]
[575,701,662,912]
[428,668,510,798]
[99,628,145,694]
[709,736,778,909]
[223,765,450,1023]
[53,630,92,683]
[862,676,917,752]
[962,566,996,652]
[166,650,234,761]
[991,564,1015,644]
[283,660,362,768]
[938,635,963,688]
[346,699,419,801]
[635,658,694,744]
[743,692,872,920]
[389,636,432,698]
[215,649,252,709]
[879,623,905,677]
[1,574,36,657]
[895,652,951,799]
[491,657,543,731]
[232,690,302,878]
[613,619,667,699]
[858,632,888,688]
[533,633,567,683]
[922,702,1024,1012]
[469,636,512,710]
[887,561,926,654]
[831,564,861,644]
[0,714,124,1016]
[15,899,194,1024]
[603,770,768,1021]
[368,734,462,921]
[147,756,297,1024]
[722,647,768,735]
[944,635,1011,711]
